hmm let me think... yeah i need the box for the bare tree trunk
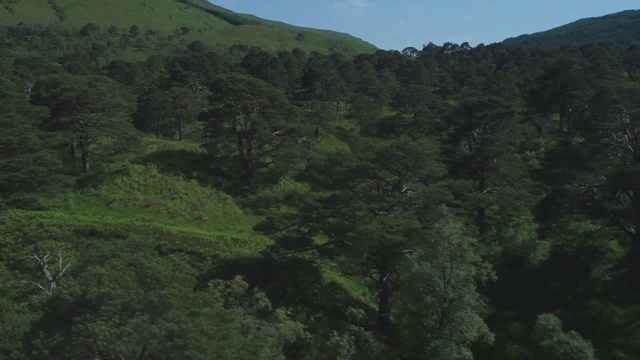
[376,257,393,341]
[558,98,566,137]
[80,138,90,174]
[632,189,640,244]
[70,138,77,159]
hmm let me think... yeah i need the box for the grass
[0,0,58,24]
[43,162,258,229]
[315,132,351,152]
[0,0,376,57]
[321,264,374,306]
[62,0,226,29]
[0,209,269,259]
[19,142,271,259]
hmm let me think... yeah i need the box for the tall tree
[258,136,448,339]
[444,95,537,243]
[348,93,381,136]
[0,78,66,207]
[133,88,171,136]
[200,74,304,188]
[527,53,592,137]
[531,314,595,360]
[32,74,138,173]
[394,219,495,360]
[167,86,206,141]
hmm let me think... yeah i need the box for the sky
[210,0,638,50]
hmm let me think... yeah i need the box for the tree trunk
[245,131,255,184]
[236,130,254,185]
[558,98,567,137]
[70,138,77,159]
[632,188,640,244]
[477,165,487,235]
[80,139,90,174]
[376,257,393,340]
[477,207,487,236]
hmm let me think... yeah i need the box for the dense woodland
[2,21,640,360]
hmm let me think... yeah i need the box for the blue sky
[210,0,638,50]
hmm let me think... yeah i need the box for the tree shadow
[202,254,375,322]
[142,149,229,189]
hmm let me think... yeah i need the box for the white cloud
[333,0,372,13]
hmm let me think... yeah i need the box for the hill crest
[0,0,376,56]
[503,9,640,48]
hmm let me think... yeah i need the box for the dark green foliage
[133,88,172,135]
[531,314,595,360]
[504,10,640,48]
[241,47,291,93]
[257,135,449,340]
[31,73,139,173]
[0,78,68,207]
[18,237,304,359]
[5,14,640,360]
[200,73,305,189]
[166,86,207,141]
[395,220,495,360]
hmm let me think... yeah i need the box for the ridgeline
[0,0,376,56]
[503,9,640,47]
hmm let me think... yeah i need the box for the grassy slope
[60,0,228,29]
[0,0,58,23]
[0,133,371,305]
[0,0,376,300]
[6,136,270,258]
[503,9,640,48]
[0,0,376,56]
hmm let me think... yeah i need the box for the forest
[1,21,640,360]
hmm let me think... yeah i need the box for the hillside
[503,9,640,47]
[0,0,376,56]
[5,4,640,358]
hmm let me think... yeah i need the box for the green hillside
[0,0,376,56]
[6,4,640,358]
[503,9,640,47]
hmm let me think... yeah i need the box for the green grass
[315,132,350,152]
[0,0,58,24]
[61,0,226,29]
[0,209,269,259]
[0,0,376,57]
[44,162,257,228]
[20,150,270,259]
[141,135,207,155]
[321,265,374,306]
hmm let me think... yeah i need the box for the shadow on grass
[142,149,229,189]
[203,254,375,322]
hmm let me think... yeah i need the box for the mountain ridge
[0,0,376,56]
[503,9,640,48]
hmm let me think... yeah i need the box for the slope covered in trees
[0,0,375,56]
[504,9,640,48]
[2,18,640,360]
